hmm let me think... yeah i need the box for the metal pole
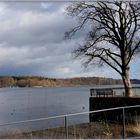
[122,108,125,139]
[65,116,68,139]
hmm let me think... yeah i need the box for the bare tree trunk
[122,68,133,97]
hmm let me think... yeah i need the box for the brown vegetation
[0,76,123,88]
[1,122,140,139]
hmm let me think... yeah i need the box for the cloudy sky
[0,1,139,79]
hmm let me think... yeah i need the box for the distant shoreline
[1,84,140,89]
[0,76,139,88]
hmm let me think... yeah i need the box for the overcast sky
[0,1,139,79]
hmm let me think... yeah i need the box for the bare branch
[65,1,140,97]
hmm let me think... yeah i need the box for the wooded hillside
[0,76,139,88]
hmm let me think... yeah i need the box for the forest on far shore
[0,76,139,88]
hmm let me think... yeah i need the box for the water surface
[0,85,139,132]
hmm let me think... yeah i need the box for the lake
[0,86,93,132]
[0,85,140,132]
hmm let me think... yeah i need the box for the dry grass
[1,121,140,139]
[126,123,140,137]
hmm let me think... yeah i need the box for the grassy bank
[1,121,140,139]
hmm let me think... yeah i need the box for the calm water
[0,86,93,132]
[0,86,92,123]
[0,85,139,132]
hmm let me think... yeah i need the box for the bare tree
[65,1,140,97]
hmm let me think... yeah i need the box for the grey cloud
[0,3,77,47]
[0,41,78,77]
[0,2,138,79]
[5,2,67,13]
